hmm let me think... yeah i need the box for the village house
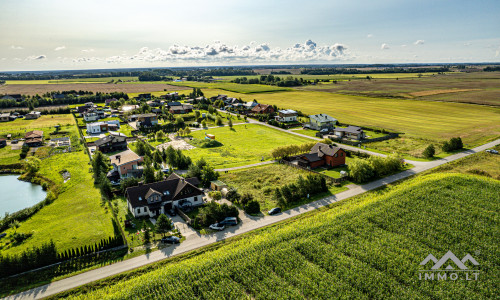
[169,104,193,114]
[24,130,44,147]
[105,98,118,106]
[308,114,338,131]
[24,111,41,120]
[135,113,158,127]
[166,101,182,108]
[244,101,258,110]
[298,142,346,169]
[94,134,127,153]
[334,126,365,140]
[125,173,204,218]
[0,113,11,122]
[83,111,100,122]
[251,104,275,114]
[137,93,151,100]
[76,102,95,116]
[86,122,109,134]
[107,149,144,182]
[1,94,23,102]
[275,109,298,123]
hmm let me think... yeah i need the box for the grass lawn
[167,81,291,94]
[316,165,349,179]
[184,124,312,168]
[219,163,348,212]
[290,128,318,138]
[147,137,170,147]
[0,151,115,256]
[0,146,21,165]
[0,115,76,138]
[117,124,135,137]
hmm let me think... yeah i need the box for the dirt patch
[408,89,481,97]
[156,135,196,151]
[0,83,188,96]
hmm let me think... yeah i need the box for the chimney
[116,155,121,163]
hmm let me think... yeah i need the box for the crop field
[296,72,500,106]
[62,173,500,299]
[0,83,187,96]
[0,151,115,256]
[184,124,312,168]
[219,164,347,211]
[167,81,291,94]
[217,72,441,82]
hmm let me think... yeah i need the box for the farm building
[24,130,44,147]
[298,142,346,169]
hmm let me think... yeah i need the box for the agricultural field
[0,114,75,137]
[0,151,115,256]
[219,164,348,212]
[217,72,441,82]
[167,81,291,94]
[296,72,500,106]
[184,124,312,168]
[60,173,499,299]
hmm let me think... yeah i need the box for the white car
[486,149,499,154]
[209,223,225,231]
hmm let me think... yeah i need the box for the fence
[176,207,193,225]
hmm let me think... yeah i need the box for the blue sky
[1,0,499,71]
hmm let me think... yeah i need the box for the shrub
[209,191,222,200]
[422,144,435,158]
[244,200,261,214]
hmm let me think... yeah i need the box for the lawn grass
[167,81,291,94]
[219,163,348,212]
[59,172,500,300]
[184,124,312,168]
[0,151,115,256]
[147,138,170,147]
[0,115,76,138]
[0,146,21,165]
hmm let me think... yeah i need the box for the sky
[1,0,499,71]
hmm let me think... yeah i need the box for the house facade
[94,135,127,153]
[107,150,144,181]
[275,109,298,123]
[334,126,365,140]
[24,130,44,147]
[251,104,275,114]
[83,111,100,122]
[24,111,41,120]
[169,104,193,114]
[86,122,109,134]
[309,114,337,130]
[125,173,204,218]
[136,113,158,127]
[298,142,346,169]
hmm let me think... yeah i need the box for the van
[219,217,238,226]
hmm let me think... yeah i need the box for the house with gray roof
[275,109,298,123]
[333,126,365,140]
[309,114,337,130]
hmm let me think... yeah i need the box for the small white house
[86,122,108,134]
[275,109,298,123]
[83,111,99,122]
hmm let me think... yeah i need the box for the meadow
[0,151,115,256]
[219,164,347,211]
[0,115,75,137]
[217,72,441,82]
[60,172,500,299]
[167,81,291,94]
[184,124,312,168]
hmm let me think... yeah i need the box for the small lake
[0,174,47,215]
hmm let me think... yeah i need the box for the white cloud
[26,55,46,60]
[414,40,425,45]
[10,45,24,50]
[54,46,66,51]
[464,42,471,46]
[381,43,389,50]
[81,49,95,53]
[102,40,351,64]
[401,45,407,47]
[367,34,373,38]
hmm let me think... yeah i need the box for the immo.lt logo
[419,251,479,281]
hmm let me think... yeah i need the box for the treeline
[232,75,306,87]
[484,66,500,72]
[300,67,450,75]
[348,155,404,183]
[0,91,128,108]
[274,175,328,207]
[0,236,123,278]
[271,142,317,159]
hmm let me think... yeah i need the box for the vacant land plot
[167,81,291,94]
[220,164,347,211]
[297,72,500,106]
[0,114,76,138]
[0,145,21,165]
[184,124,312,168]
[0,151,115,256]
[63,173,499,299]
[0,83,187,96]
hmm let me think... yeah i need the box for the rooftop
[109,149,141,166]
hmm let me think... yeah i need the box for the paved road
[6,138,500,300]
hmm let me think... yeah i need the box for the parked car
[209,223,225,231]
[167,208,176,217]
[268,207,282,215]
[319,128,329,134]
[486,149,499,154]
[219,217,238,226]
[11,139,18,144]
[161,236,180,244]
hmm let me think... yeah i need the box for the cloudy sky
[1,0,499,71]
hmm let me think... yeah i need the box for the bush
[244,200,261,214]
[442,137,463,152]
[209,191,222,200]
[226,188,241,202]
[422,144,435,158]
[240,193,254,206]
[195,202,238,226]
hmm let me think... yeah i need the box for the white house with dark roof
[275,109,298,122]
[125,173,204,218]
[334,126,365,140]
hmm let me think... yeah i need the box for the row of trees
[225,189,261,214]
[231,75,306,87]
[300,67,450,75]
[348,155,404,183]
[274,175,328,207]
[271,142,319,159]
[423,137,463,158]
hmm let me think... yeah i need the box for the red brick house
[298,142,346,169]
[251,104,275,114]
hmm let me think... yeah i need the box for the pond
[0,174,47,215]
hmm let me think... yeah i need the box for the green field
[61,172,499,299]
[0,115,76,137]
[217,72,442,82]
[5,77,138,84]
[0,151,115,256]
[167,81,291,94]
[219,163,347,211]
[184,124,312,168]
[0,146,21,165]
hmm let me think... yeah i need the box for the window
[334,153,338,157]
[341,152,343,157]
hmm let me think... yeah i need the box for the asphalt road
[6,138,500,300]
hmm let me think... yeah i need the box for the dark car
[219,217,238,226]
[268,207,282,215]
[167,208,176,217]
[161,236,180,244]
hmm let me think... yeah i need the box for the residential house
[136,113,158,127]
[169,104,193,114]
[211,94,227,102]
[251,104,275,114]
[76,102,95,116]
[107,150,144,182]
[161,92,180,101]
[275,109,298,123]
[94,134,127,153]
[105,98,118,106]
[86,122,109,134]
[24,111,41,120]
[52,94,66,100]
[83,111,100,122]
[125,173,204,218]
[243,101,258,110]
[1,94,23,102]
[297,142,346,169]
[309,114,338,131]
[0,139,6,148]
[0,113,11,122]
[137,93,151,100]
[166,101,182,108]
[24,130,44,147]
[333,126,365,140]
